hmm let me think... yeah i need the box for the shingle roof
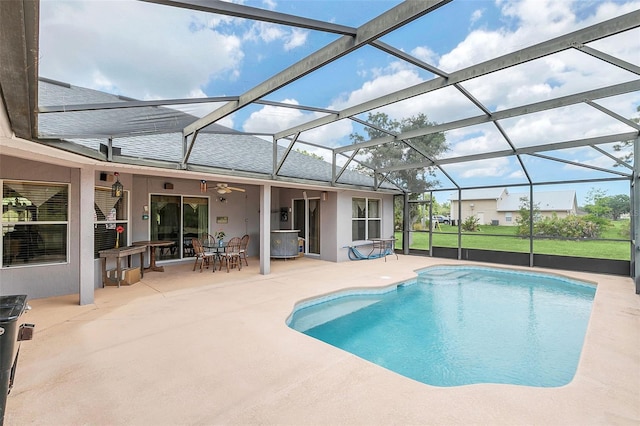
[37,79,390,189]
[449,188,507,201]
[497,190,576,212]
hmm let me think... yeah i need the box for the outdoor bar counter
[270,230,300,259]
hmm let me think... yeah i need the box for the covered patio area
[5,256,639,425]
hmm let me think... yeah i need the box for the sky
[38,0,640,205]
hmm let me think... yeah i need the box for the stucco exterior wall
[1,150,396,298]
[131,175,261,259]
[450,199,499,225]
[336,190,394,262]
[0,155,82,299]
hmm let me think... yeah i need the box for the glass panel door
[308,199,320,254]
[293,198,320,255]
[150,195,180,261]
[293,199,305,244]
[183,197,209,257]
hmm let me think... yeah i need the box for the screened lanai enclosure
[1,0,639,292]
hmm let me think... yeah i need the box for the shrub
[461,216,480,232]
[619,219,630,238]
[525,214,606,239]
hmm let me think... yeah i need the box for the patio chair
[192,238,216,273]
[239,234,250,266]
[183,237,195,257]
[200,233,216,248]
[219,236,242,272]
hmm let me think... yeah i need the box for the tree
[295,149,324,161]
[604,194,630,220]
[613,105,639,164]
[515,196,541,237]
[583,188,611,218]
[349,112,448,193]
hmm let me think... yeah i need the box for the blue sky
[38,0,639,205]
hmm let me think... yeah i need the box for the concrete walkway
[4,256,639,425]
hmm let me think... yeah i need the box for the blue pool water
[287,266,596,387]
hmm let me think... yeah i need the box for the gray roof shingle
[37,79,389,189]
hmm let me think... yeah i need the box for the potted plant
[215,230,225,246]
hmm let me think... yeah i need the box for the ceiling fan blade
[227,186,246,192]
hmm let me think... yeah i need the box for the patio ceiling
[1,0,639,193]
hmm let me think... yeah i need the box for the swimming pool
[287,265,596,387]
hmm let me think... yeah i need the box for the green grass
[395,221,631,261]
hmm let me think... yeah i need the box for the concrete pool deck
[4,255,639,425]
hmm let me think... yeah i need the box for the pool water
[287,266,596,387]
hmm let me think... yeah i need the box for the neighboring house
[450,188,578,226]
[449,188,508,226]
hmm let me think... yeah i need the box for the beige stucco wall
[450,199,500,225]
[451,200,574,226]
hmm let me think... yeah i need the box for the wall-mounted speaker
[164,183,174,190]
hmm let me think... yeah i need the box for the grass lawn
[395,221,631,261]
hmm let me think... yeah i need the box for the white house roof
[497,190,577,212]
[449,188,507,201]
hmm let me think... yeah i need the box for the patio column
[260,183,271,275]
[634,137,639,294]
[79,166,95,305]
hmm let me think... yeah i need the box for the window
[94,187,129,257]
[2,180,69,267]
[352,197,381,240]
[505,212,512,223]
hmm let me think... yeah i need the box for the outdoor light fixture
[111,172,123,198]
[200,180,207,193]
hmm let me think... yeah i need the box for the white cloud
[284,29,309,51]
[242,99,306,133]
[446,125,509,157]
[447,157,512,179]
[410,46,439,66]
[262,0,277,10]
[246,21,287,43]
[39,0,243,100]
[470,9,484,25]
[244,21,308,51]
[242,99,352,147]
[330,64,424,111]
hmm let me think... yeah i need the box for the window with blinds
[2,180,69,267]
[94,187,129,257]
[352,197,381,240]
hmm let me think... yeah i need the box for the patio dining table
[202,240,226,267]
[132,240,175,272]
[203,240,243,271]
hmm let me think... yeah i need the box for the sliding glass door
[183,197,209,257]
[150,195,209,261]
[293,197,320,255]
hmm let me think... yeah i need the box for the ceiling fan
[211,183,245,194]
